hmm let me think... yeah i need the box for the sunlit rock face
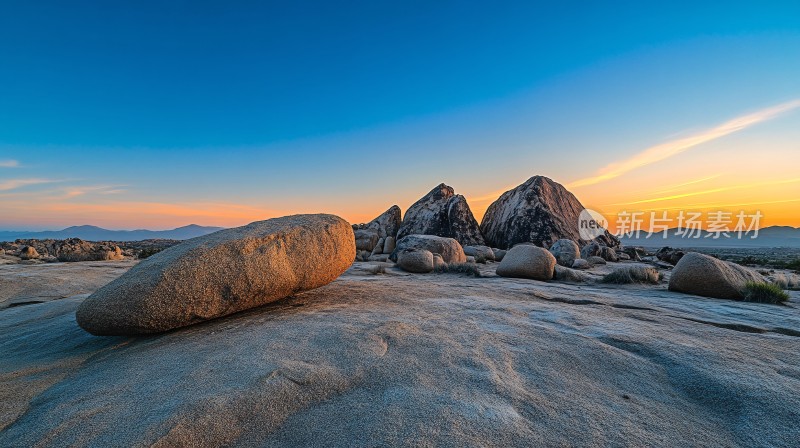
[396,183,485,247]
[480,176,619,250]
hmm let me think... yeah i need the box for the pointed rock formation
[480,176,619,249]
[354,205,402,240]
[396,183,485,246]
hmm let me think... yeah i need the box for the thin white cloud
[0,160,20,168]
[568,99,800,188]
[0,178,59,191]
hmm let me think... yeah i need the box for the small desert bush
[601,266,660,285]
[434,262,481,277]
[367,264,386,275]
[742,281,790,304]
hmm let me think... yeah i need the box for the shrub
[367,264,386,275]
[601,266,660,285]
[742,281,790,304]
[434,262,480,277]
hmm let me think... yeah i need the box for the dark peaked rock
[353,205,402,239]
[480,176,619,249]
[396,184,485,246]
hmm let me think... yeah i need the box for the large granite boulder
[495,245,556,281]
[396,248,434,273]
[353,205,402,240]
[396,184,485,246]
[548,239,580,267]
[668,252,765,300]
[480,176,619,249]
[76,214,355,335]
[390,234,466,264]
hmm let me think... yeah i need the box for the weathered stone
[397,248,434,273]
[572,259,590,270]
[656,247,685,266]
[355,229,380,252]
[548,239,580,267]
[580,242,601,260]
[463,245,495,263]
[669,252,764,300]
[353,205,402,239]
[480,176,619,249]
[492,248,507,262]
[382,236,396,255]
[495,245,556,281]
[76,214,355,335]
[599,246,618,262]
[433,253,447,270]
[19,246,40,260]
[371,238,385,256]
[390,234,466,264]
[554,265,587,282]
[396,184,484,246]
[588,256,606,265]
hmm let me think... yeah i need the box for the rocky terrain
[2,176,799,446]
[1,257,798,447]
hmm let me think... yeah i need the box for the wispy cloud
[568,99,800,188]
[0,160,20,168]
[607,177,800,207]
[0,178,60,191]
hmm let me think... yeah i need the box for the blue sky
[1,1,799,229]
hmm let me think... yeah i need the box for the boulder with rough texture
[382,236,396,254]
[495,245,556,281]
[353,205,402,240]
[548,239,580,267]
[669,252,765,300]
[580,242,601,260]
[433,253,447,270]
[390,234,466,264]
[480,176,619,249]
[76,214,355,335]
[572,259,590,270]
[622,246,644,261]
[554,265,587,282]
[397,249,434,273]
[657,247,685,266]
[587,256,606,265]
[599,246,618,262]
[371,238,385,256]
[396,184,485,246]
[617,253,631,261]
[19,246,40,260]
[355,229,380,252]
[463,245,495,262]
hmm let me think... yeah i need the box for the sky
[1,1,799,231]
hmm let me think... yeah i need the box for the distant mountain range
[0,224,225,242]
[621,226,800,248]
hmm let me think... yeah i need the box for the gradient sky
[1,1,799,231]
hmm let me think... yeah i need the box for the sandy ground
[1,260,799,447]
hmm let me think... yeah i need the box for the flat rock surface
[1,261,799,447]
[0,259,137,309]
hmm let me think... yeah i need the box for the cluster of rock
[353,205,401,262]
[77,214,355,335]
[0,238,126,262]
[353,176,624,271]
